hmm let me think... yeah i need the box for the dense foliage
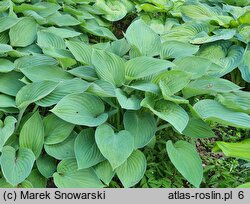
[0,0,250,188]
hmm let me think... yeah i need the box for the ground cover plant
[0,0,250,188]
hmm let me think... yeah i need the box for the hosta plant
[0,0,250,188]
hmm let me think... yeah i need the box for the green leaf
[110,38,131,57]
[51,93,108,127]
[125,19,161,56]
[36,154,57,178]
[116,150,146,188]
[75,128,105,169]
[47,14,80,27]
[0,146,35,186]
[239,50,250,83]
[92,49,125,87]
[0,116,17,151]
[141,98,189,133]
[238,11,250,24]
[66,41,92,65]
[237,182,250,188]
[0,59,14,73]
[183,76,241,98]
[125,56,174,80]
[115,88,142,110]
[87,80,116,97]
[26,169,47,188]
[193,99,250,129]
[68,66,98,81]
[95,124,134,169]
[19,111,44,158]
[166,140,203,188]
[161,41,199,59]
[45,132,76,160]
[9,17,37,47]
[0,16,20,33]
[93,160,115,185]
[124,111,157,148]
[44,114,74,145]
[42,27,81,38]
[37,31,65,49]
[53,159,104,188]
[0,72,25,96]
[214,139,250,161]
[183,118,216,138]
[16,81,58,110]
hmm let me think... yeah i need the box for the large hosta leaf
[0,16,20,33]
[37,31,65,49]
[94,160,115,185]
[116,150,147,188]
[91,49,125,87]
[166,140,203,187]
[239,49,250,83]
[115,89,142,110]
[44,114,74,145]
[214,139,250,161]
[125,19,161,56]
[193,99,250,129]
[36,154,57,178]
[9,17,37,47]
[95,124,134,169]
[0,146,35,186]
[53,159,104,188]
[51,93,108,127]
[125,56,174,80]
[75,129,105,169]
[0,116,17,151]
[19,111,44,158]
[141,97,189,133]
[124,111,157,148]
[0,59,14,73]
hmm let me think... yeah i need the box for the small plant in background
[0,0,250,188]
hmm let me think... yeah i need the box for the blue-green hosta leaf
[125,19,161,56]
[44,114,75,145]
[0,59,14,73]
[20,65,73,82]
[53,159,104,188]
[0,94,16,108]
[0,44,13,53]
[0,16,20,33]
[198,42,244,77]
[95,124,134,169]
[14,55,58,70]
[115,88,142,110]
[36,78,90,107]
[141,97,189,133]
[190,29,236,44]
[93,160,115,185]
[9,17,37,47]
[153,70,191,95]
[239,50,250,82]
[75,129,105,169]
[26,169,47,188]
[87,80,116,98]
[0,116,17,151]
[116,150,147,188]
[37,31,65,49]
[0,31,9,44]
[124,111,157,148]
[42,27,81,38]
[237,25,250,43]
[0,72,24,96]
[125,56,174,80]
[35,2,61,17]
[174,56,212,79]
[183,118,216,138]
[36,154,57,178]
[166,140,203,188]
[92,49,125,87]
[68,66,98,81]
[51,93,108,127]
[110,38,131,57]
[214,139,250,161]
[16,81,58,110]
[217,91,250,114]
[47,14,80,27]
[183,76,241,98]
[19,111,44,158]
[45,132,76,160]
[162,22,209,43]
[66,41,92,65]
[193,99,250,129]
[0,146,35,186]
[125,80,160,94]
[94,0,127,21]
[161,41,199,59]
